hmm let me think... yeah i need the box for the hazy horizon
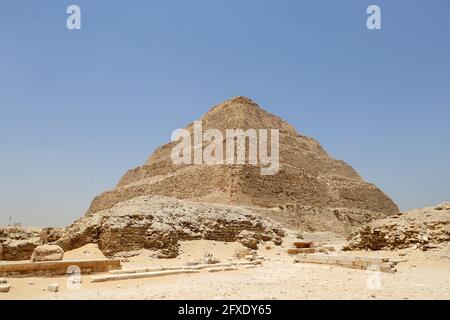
[1,0,449,227]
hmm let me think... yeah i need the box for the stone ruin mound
[46,195,285,259]
[85,96,398,235]
[344,202,450,251]
[1,196,284,261]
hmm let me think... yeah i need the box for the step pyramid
[85,97,398,233]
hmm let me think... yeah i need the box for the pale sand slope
[2,239,450,300]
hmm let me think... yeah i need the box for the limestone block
[31,245,64,262]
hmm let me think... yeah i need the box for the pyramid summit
[85,97,398,235]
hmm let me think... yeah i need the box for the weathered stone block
[47,283,59,292]
[31,244,64,262]
[293,242,314,249]
[0,284,10,293]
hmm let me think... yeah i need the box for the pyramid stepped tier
[85,97,398,233]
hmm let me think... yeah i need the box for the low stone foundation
[0,259,121,277]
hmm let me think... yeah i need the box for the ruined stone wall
[56,196,285,259]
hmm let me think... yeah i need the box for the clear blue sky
[1,1,449,227]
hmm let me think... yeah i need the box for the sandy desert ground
[2,236,449,300]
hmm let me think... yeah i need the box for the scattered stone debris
[236,231,260,250]
[344,202,450,251]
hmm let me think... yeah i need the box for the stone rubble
[0,227,43,261]
[85,97,398,235]
[46,195,285,259]
[344,202,450,251]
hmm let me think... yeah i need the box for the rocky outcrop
[31,244,64,262]
[0,227,43,261]
[48,195,285,258]
[344,202,450,251]
[84,97,398,234]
